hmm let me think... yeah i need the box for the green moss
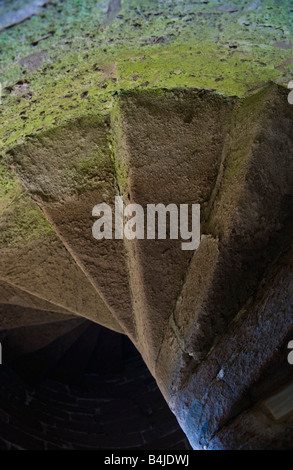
[0,159,18,196]
[215,86,272,197]
[109,100,128,194]
[117,41,284,94]
[0,147,54,245]
[73,151,116,194]
[0,158,22,214]
[0,194,54,247]
[6,114,116,201]
[1,2,292,164]
[0,0,292,154]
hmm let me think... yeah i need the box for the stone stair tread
[0,280,71,316]
[0,303,75,330]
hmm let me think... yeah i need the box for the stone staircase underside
[0,325,191,450]
[0,84,292,449]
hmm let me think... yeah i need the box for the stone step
[155,86,293,406]
[0,303,75,331]
[0,189,122,333]
[10,118,136,343]
[0,279,72,316]
[172,86,293,363]
[119,89,235,371]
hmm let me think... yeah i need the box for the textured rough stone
[119,89,234,368]
[0,0,292,451]
[174,248,293,449]
[0,303,75,330]
[0,187,123,332]
[0,279,73,316]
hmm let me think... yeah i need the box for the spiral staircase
[0,319,192,450]
[0,83,292,450]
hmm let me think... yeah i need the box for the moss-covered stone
[0,155,55,247]
[110,98,128,194]
[8,115,115,201]
[0,158,20,214]
[0,193,54,247]
[0,0,292,152]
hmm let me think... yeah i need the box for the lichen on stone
[0,0,292,153]
[0,194,54,247]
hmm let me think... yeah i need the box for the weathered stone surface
[172,235,220,362]
[0,280,72,316]
[9,117,135,342]
[174,248,293,449]
[1,0,293,154]
[0,1,51,32]
[0,186,123,333]
[210,405,293,450]
[154,319,192,407]
[119,89,234,368]
[173,85,293,360]
[0,303,75,330]
[0,0,292,451]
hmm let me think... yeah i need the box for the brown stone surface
[43,192,136,343]
[0,280,71,316]
[154,319,192,407]
[0,84,292,449]
[0,304,74,330]
[174,248,293,449]
[120,89,234,368]
[171,235,220,362]
[9,118,135,341]
[173,85,293,361]
[0,192,123,333]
